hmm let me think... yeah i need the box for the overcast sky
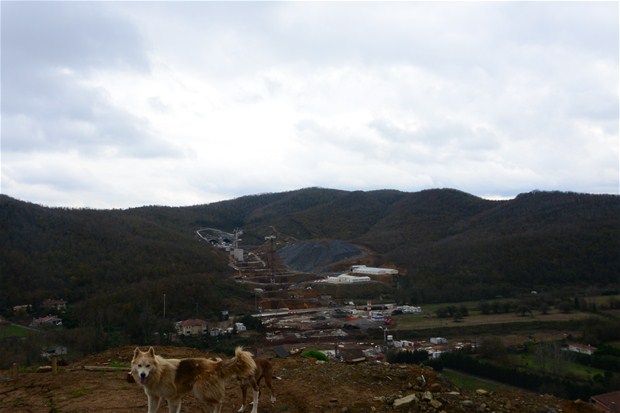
[2,1,618,209]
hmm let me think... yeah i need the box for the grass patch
[301,349,328,361]
[109,361,129,369]
[48,397,59,413]
[441,369,504,392]
[588,294,620,306]
[0,324,36,338]
[68,387,88,398]
[510,353,606,381]
[392,309,596,331]
[564,361,607,380]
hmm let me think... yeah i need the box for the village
[188,230,601,363]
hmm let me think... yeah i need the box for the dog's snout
[140,372,146,378]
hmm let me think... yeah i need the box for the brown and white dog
[238,358,276,413]
[131,346,256,413]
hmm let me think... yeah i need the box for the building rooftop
[591,390,620,412]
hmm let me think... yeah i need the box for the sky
[1,1,618,209]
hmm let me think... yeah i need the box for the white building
[326,274,371,284]
[398,305,423,314]
[393,339,416,349]
[232,248,244,262]
[349,265,398,276]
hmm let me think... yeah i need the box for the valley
[1,188,618,406]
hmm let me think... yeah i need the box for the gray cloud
[1,2,617,208]
[1,2,178,159]
[2,2,148,76]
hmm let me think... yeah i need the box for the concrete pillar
[11,362,18,382]
[51,356,58,374]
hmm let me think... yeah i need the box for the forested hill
[1,188,619,313]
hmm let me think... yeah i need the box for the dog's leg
[147,394,161,413]
[264,372,276,403]
[250,389,259,413]
[238,382,248,412]
[168,399,182,413]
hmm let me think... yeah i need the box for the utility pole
[163,293,166,319]
[254,288,263,313]
[265,235,276,284]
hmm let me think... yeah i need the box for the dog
[237,358,276,412]
[131,346,257,413]
[131,347,183,413]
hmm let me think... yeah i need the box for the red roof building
[175,319,207,336]
[31,314,63,327]
[567,342,597,356]
[590,390,620,412]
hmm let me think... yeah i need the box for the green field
[441,369,508,392]
[0,324,37,338]
[587,294,620,306]
[389,294,619,330]
[390,308,595,331]
[510,353,607,381]
[386,296,618,350]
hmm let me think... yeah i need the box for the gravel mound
[278,239,365,273]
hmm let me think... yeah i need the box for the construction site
[194,227,464,361]
[197,227,399,311]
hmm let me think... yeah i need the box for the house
[42,299,67,311]
[41,346,68,359]
[430,337,448,344]
[175,319,207,336]
[567,342,597,356]
[235,322,247,332]
[13,304,31,314]
[590,390,620,412]
[31,315,62,327]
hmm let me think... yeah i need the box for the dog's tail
[220,347,256,379]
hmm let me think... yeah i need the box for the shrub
[386,349,429,364]
[301,349,328,362]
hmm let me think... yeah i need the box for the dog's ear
[148,347,155,357]
[133,347,141,358]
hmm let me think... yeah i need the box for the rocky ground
[0,346,599,413]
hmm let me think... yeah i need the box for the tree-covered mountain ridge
[1,187,619,310]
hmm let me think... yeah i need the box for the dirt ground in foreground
[0,346,599,413]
